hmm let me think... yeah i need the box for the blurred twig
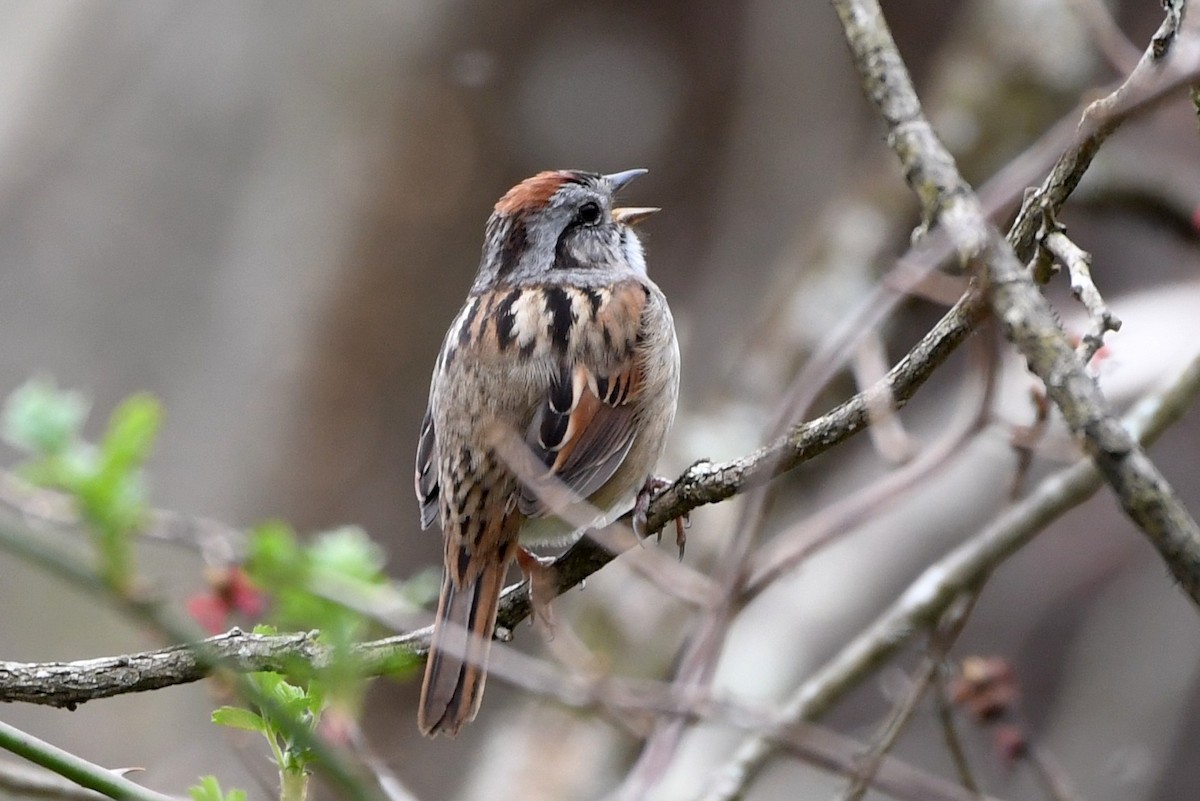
[933,666,983,797]
[1066,0,1142,73]
[0,472,245,566]
[1026,747,1087,801]
[835,592,979,801]
[854,331,918,462]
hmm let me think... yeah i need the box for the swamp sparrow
[414,169,680,736]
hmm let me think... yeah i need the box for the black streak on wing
[539,364,575,452]
[416,409,439,529]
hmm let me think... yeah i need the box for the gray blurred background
[1,1,1199,800]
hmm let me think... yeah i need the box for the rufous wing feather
[519,360,644,517]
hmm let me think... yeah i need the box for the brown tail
[418,548,513,736]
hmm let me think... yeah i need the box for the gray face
[473,172,648,292]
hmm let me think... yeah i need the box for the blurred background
[0,1,1199,800]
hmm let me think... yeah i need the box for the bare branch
[642,290,983,535]
[0,628,416,708]
[1008,10,1200,261]
[1041,229,1121,364]
[0,625,995,801]
[833,0,1200,605]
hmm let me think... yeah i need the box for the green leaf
[309,527,385,584]
[189,776,246,801]
[247,671,284,698]
[1,379,88,456]
[399,566,441,608]
[184,772,243,801]
[303,680,327,716]
[211,706,267,734]
[246,522,304,585]
[270,677,306,708]
[188,776,222,801]
[99,393,161,473]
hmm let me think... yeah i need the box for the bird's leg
[516,546,557,634]
[632,475,689,558]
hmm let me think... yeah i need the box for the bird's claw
[633,475,687,558]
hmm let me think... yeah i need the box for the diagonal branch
[833,0,1200,605]
[0,720,177,801]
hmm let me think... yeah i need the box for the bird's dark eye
[577,201,602,225]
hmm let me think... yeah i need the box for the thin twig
[1026,746,1088,801]
[933,665,983,797]
[445,636,1005,801]
[836,593,979,801]
[0,472,245,566]
[343,724,422,801]
[1040,229,1121,364]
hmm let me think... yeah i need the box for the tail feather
[418,551,512,736]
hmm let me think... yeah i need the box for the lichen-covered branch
[0,628,423,709]
[1041,229,1121,363]
[832,0,1200,605]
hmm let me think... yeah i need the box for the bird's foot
[632,475,689,559]
[516,546,557,635]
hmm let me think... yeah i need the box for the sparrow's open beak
[612,207,660,226]
[605,168,648,193]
